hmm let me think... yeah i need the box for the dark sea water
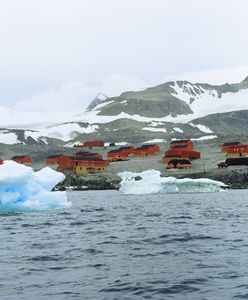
[1,190,248,299]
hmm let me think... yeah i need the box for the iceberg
[118,170,226,194]
[0,161,71,212]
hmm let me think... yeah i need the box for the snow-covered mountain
[1,76,248,145]
[79,76,248,124]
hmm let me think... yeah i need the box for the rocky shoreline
[56,167,248,191]
[56,173,121,191]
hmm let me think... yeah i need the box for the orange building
[133,144,160,156]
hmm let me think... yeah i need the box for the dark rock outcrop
[56,173,121,191]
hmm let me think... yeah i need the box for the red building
[163,139,200,165]
[226,144,248,157]
[57,156,109,174]
[221,142,243,152]
[83,140,105,148]
[0,159,3,165]
[107,146,135,161]
[118,146,135,155]
[133,144,160,156]
[46,155,62,165]
[164,149,200,160]
[75,151,103,159]
[107,150,128,162]
[169,140,193,150]
[12,155,32,165]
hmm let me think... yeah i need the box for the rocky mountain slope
[1,77,248,146]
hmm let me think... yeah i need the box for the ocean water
[1,190,248,299]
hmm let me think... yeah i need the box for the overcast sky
[1,0,248,114]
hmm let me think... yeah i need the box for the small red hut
[167,159,192,169]
[0,159,3,165]
[12,155,32,165]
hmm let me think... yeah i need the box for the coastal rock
[56,173,121,191]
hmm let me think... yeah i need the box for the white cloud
[14,74,147,113]
[161,65,248,85]
[0,0,248,106]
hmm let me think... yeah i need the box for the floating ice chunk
[0,161,70,212]
[118,170,226,194]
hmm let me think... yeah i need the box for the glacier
[118,170,226,194]
[0,161,71,212]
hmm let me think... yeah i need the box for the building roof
[226,157,248,165]
[170,140,191,144]
[118,146,134,150]
[108,149,122,154]
[59,155,104,162]
[173,144,188,148]
[12,155,30,159]
[222,141,241,146]
[46,155,62,159]
[136,144,157,150]
[75,151,100,156]
[168,159,191,164]
[83,140,104,143]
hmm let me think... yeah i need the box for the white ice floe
[118,170,226,194]
[0,161,70,212]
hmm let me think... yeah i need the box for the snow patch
[144,139,166,143]
[143,127,167,133]
[91,100,114,111]
[105,141,128,146]
[173,127,184,133]
[25,123,99,142]
[190,123,213,133]
[0,130,19,145]
[191,135,217,141]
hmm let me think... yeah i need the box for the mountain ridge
[1,76,248,145]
